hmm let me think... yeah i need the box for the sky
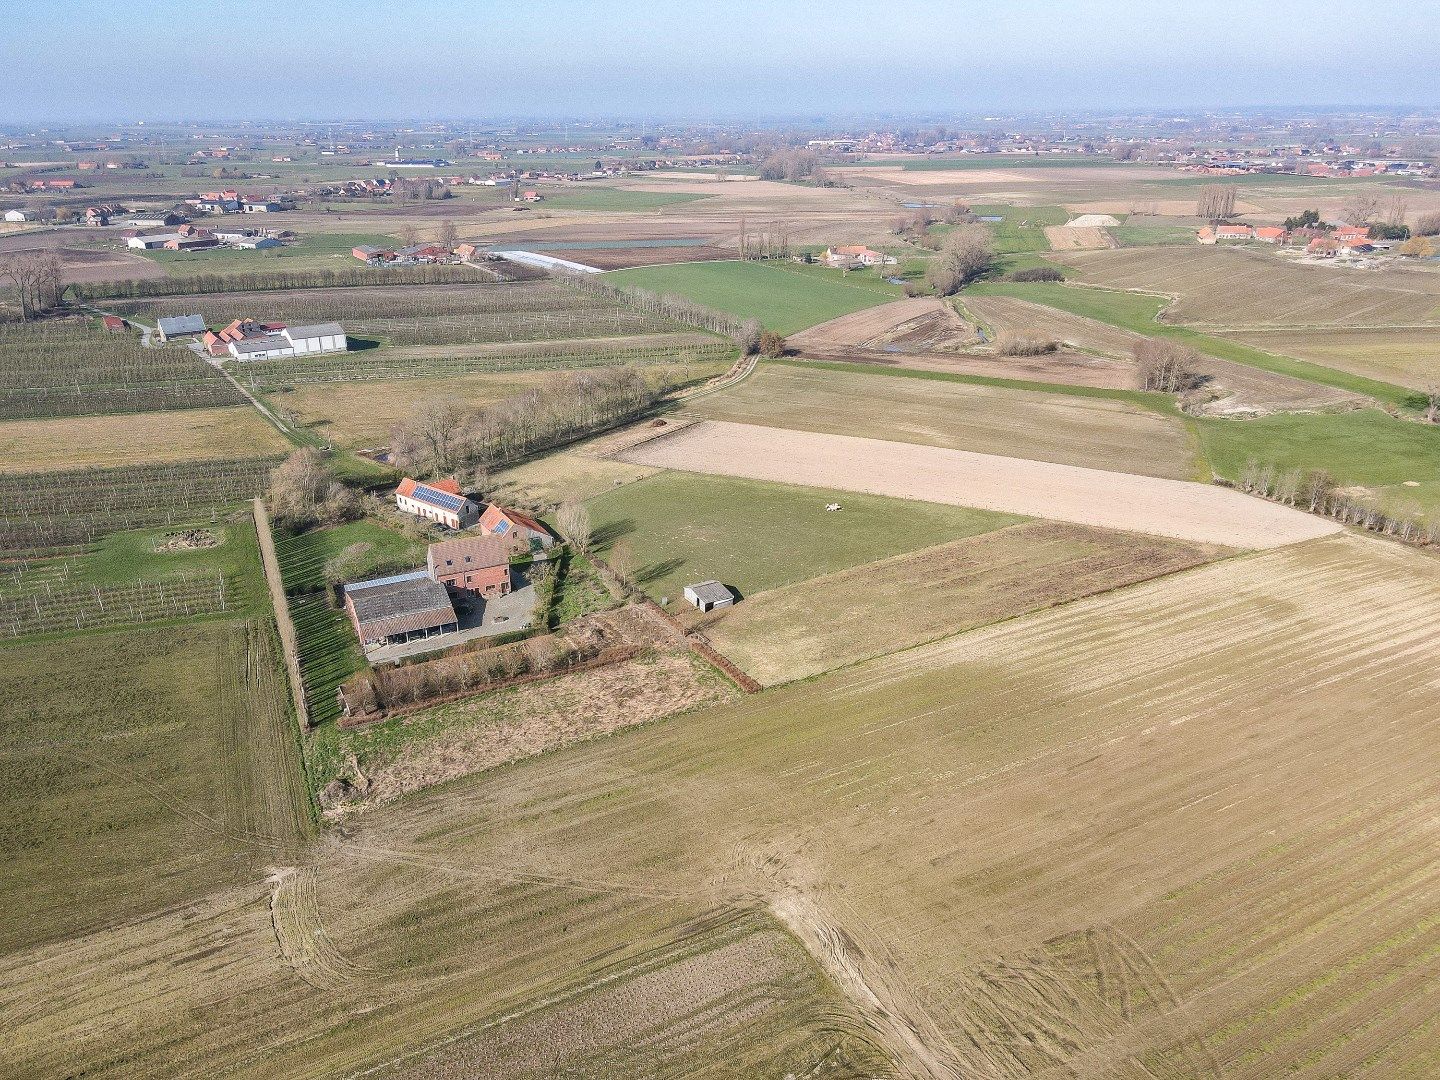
[4,0,1440,123]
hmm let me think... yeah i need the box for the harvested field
[490,450,659,505]
[703,521,1230,685]
[1219,326,1440,390]
[685,363,1201,478]
[267,359,724,447]
[12,533,1440,1075]
[1043,225,1116,250]
[585,469,1019,603]
[788,296,977,353]
[0,406,290,474]
[622,420,1338,548]
[541,244,735,269]
[1060,246,1440,327]
[0,619,309,955]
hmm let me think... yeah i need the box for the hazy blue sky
[4,0,1439,122]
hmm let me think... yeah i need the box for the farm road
[622,420,1340,550]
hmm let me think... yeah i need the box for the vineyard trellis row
[0,571,231,638]
[72,261,535,301]
[0,457,281,554]
[239,337,735,388]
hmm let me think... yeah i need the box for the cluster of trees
[757,149,820,182]
[758,330,787,358]
[1341,192,1410,229]
[736,217,794,261]
[924,226,994,296]
[1007,266,1065,282]
[1,250,66,320]
[1134,339,1204,393]
[891,201,973,241]
[1196,185,1238,222]
[340,623,630,719]
[1236,460,1440,546]
[390,366,670,479]
[388,176,453,201]
[267,448,359,531]
[1415,212,1440,237]
[1282,209,1322,230]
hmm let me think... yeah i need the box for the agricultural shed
[155,314,207,341]
[480,503,554,554]
[684,580,735,612]
[396,478,479,529]
[345,570,458,646]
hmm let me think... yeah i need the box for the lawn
[966,280,1419,408]
[608,260,897,335]
[138,231,400,277]
[584,470,1021,605]
[1194,408,1440,515]
[0,619,311,956]
[0,406,292,473]
[535,188,712,211]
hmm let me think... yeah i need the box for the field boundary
[253,498,309,731]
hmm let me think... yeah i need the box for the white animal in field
[825,503,842,512]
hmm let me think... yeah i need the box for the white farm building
[683,580,735,612]
[227,323,347,360]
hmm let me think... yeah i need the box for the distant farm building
[155,314,207,341]
[479,504,555,554]
[684,580,735,612]
[3,209,28,222]
[1214,225,1254,241]
[518,189,543,202]
[1254,226,1288,244]
[821,245,896,268]
[1332,226,1370,243]
[395,478,480,529]
[427,537,512,597]
[101,315,127,333]
[345,571,459,647]
[352,244,396,263]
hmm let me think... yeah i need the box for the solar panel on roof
[492,519,510,535]
[413,484,466,512]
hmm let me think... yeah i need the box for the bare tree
[267,448,358,530]
[1341,192,1382,227]
[925,225,994,296]
[1425,385,1440,425]
[389,398,471,477]
[1133,339,1203,393]
[1385,193,1410,228]
[1415,212,1440,237]
[399,222,420,248]
[557,500,591,552]
[1196,185,1237,222]
[608,539,635,588]
[437,219,459,250]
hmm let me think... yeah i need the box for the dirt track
[621,420,1340,549]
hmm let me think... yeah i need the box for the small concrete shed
[683,580,735,612]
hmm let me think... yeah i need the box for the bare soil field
[1220,326,1440,390]
[788,297,976,352]
[543,244,734,268]
[11,533,1439,1076]
[0,244,167,284]
[1060,245,1440,327]
[684,363,1202,479]
[622,419,1338,548]
[0,405,289,473]
[490,450,660,505]
[702,521,1230,685]
[1044,225,1116,250]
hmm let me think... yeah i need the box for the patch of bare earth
[1043,225,1116,250]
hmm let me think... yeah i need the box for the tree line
[1236,460,1440,545]
[390,366,673,481]
[1,251,66,320]
[73,262,494,301]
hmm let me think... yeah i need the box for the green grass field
[536,188,712,211]
[139,231,400,277]
[970,204,1069,254]
[585,471,1021,605]
[1195,409,1440,515]
[609,260,897,334]
[1109,224,1197,247]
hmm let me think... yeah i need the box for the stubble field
[683,362,1202,479]
[8,533,1440,1077]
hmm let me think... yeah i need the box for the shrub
[996,333,1059,356]
[1133,339,1204,393]
[1415,212,1440,237]
[1007,266,1065,282]
[758,330,787,358]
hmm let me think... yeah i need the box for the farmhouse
[427,537,512,597]
[3,209,27,222]
[821,245,896,268]
[226,322,348,360]
[1254,226,1288,244]
[479,504,555,554]
[155,314,207,341]
[393,243,453,264]
[453,243,482,260]
[684,580,735,612]
[1332,225,1370,243]
[1214,224,1254,241]
[345,570,459,647]
[395,477,480,529]
[242,199,284,213]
